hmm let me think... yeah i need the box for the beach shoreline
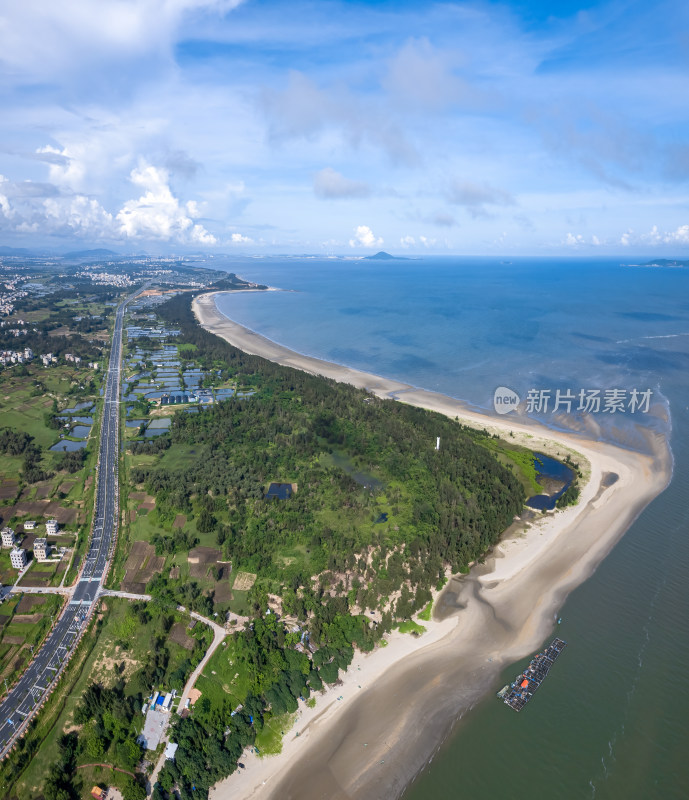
[193,291,671,800]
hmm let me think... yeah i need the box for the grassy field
[481,437,543,495]
[254,710,297,756]
[396,619,426,635]
[194,634,253,712]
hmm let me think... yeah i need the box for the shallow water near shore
[210,256,689,799]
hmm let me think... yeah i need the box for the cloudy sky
[1,0,688,254]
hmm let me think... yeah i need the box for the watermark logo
[493,386,654,415]
[524,388,653,414]
[493,386,521,414]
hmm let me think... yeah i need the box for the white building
[45,519,58,536]
[23,520,36,530]
[33,538,50,561]
[10,547,27,569]
[1,527,16,548]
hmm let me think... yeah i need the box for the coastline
[193,291,671,800]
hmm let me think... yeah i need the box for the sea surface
[210,256,689,800]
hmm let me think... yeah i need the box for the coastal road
[0,289,139,756]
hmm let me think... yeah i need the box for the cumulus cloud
[565,232,606,247]
[664,224,689,243]
[313,168,370,199]
[400,235,416,247]
[0,172,114,237]
[446,180,515,217]
[349,225,383,249]
[0,176,13,218]
[0,160,219,244]
[231,232,252,243]
[116,162,217,244]
[44,195,115,238]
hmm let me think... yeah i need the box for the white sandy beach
[192,291,671,800]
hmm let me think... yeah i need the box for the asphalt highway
[0,291,136,755]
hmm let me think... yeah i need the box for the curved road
[0,290,138,755]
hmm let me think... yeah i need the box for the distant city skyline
[1,0,688,254]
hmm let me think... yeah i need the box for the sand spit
[192,292,671,800]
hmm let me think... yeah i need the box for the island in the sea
[364,250,410,260]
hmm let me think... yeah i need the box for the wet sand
[193,291,671,800]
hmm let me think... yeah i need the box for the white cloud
[1,0,246,80]
[400,235,416,247]
[620,231,632,246]
[349,225,383,249]
[43,195,115,238]
[565,232,584,246]
[34,145,72,167]
[116,162,217,244]
[0,176,13,219]
[314,168,370,199]
[664,224,689,243]
[419,235,437,247]
[231,232,252,243]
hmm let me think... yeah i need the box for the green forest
[126,289,536,800]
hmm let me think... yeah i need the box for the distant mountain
[63,248,118,259]
[0,245,35,256]
[364,251,410,260]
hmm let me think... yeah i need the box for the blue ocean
[211,256,689,799]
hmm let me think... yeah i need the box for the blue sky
[0,0,687,254]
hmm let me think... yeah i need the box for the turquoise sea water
[211,256,689,800]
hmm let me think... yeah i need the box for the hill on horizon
[364,251,410,261]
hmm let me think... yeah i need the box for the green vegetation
[481,437,543,495]
[131,293,526,605]
[254,710,296,755]
[127,291,537,800]
[397,619,426,635]
[556,481,580,508]
[417,600,433,621]
[5,598,208,799]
